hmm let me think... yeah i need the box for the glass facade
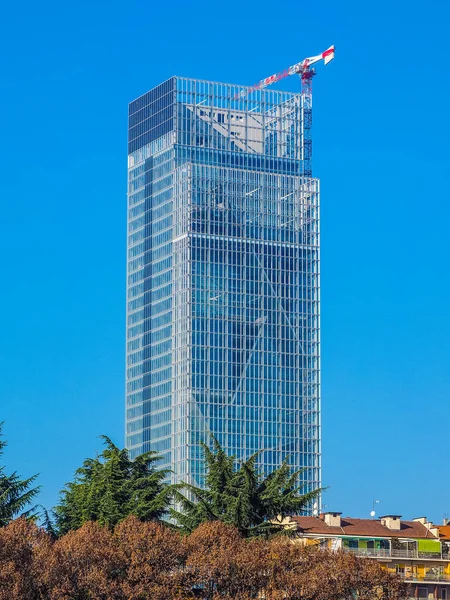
[126,77,321,494]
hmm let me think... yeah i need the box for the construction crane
[236,46,335,177]
[237,45,335,97]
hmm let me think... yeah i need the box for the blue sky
[0,0,449,523]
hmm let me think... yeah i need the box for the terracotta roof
[290,516,438,540]
[437,525,450,540]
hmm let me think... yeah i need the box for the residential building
[126,77,321,491]
[437,521,450,545]
[278,512,450,599]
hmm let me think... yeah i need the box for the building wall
[297,533,450,599]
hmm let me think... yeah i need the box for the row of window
[128,162,146,181]
[128,217,172,248]
[192,390,319,406]
[128,131,174,168]
[128,210,174,240]
[189,161,311,189]
[169,302,318,321]
[128,236,172,260]
[128,106,173,145]
[126,393,173,415]
[127,255,145,274]
[128,174,145,193]
[128,278,172,303]
[189,234,319,256]
[129,80,174,120]
[126,328,319,356]
[190,376,318,393]
[187,201,317,221]
[127,374,172,397]
[127,353,172,381]
[127,337,173,367]
[190,405,314,423]
[153,148,174,167]
[127,375,318,402]
[189,224,317,244]
[128,238,317,271]
[127,419,317,442]
[187,431,318,453]
[128,189,146,208]
[175,146,303,177]
[127,429,171,449]
[174,76,295,102]
[190,359,317,375]
[128,214,145,232]
[128,268,172,295]
[152,199,173,222]
[151,158,174,182]
[189,330,318,347]
[175,128,300,157]
[191,314,319,329]
[126,364,319,386]
[127,322,144,339]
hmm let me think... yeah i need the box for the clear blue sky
[1,0,449,523]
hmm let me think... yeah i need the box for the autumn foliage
[0,517,407,600]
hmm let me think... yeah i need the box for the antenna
[371,499,380,519]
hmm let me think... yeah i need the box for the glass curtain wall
[126,77,321,494]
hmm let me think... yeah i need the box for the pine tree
[0,423,40,527]
[172,437,323,537]
[54,436,172,534]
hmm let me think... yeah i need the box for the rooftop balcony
[402,572,450,583]
[342,547,449,561]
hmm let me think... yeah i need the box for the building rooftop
[290,516,439,540]
[437,525,450,541]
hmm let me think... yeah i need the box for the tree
[54,436,172,534]
[0,518,51,600]
[0,423,40,527]
[115,516,187,600]
[185,520,269,600]
[0,516,407,600]
[172,437,323,537]
[41,521,126,600]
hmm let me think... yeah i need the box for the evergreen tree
[54,436,172,534]
[172,437,323,537]
[39,505,58,540]
[0,423,40,526]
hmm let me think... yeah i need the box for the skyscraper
[126,77,320,493]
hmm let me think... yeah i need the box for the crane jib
[236,45,334,98]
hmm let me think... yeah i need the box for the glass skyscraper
[126,77,321,493]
